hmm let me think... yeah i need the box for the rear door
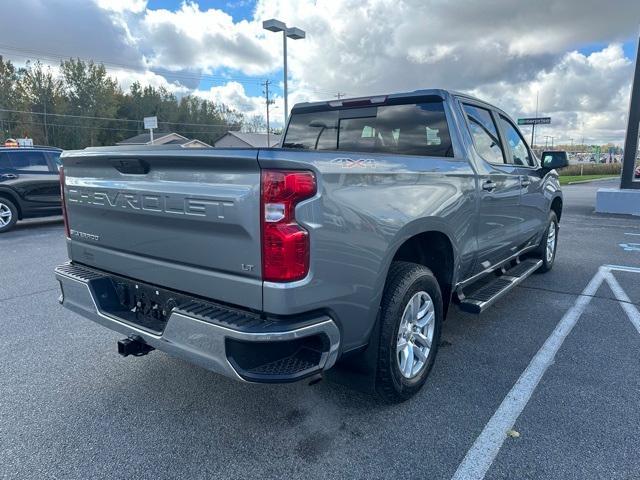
[63,148,263,310]
[3,150,61,206]
[461,103,523,272]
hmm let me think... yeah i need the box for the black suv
[0,146,62,233]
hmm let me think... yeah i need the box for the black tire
[534,211,558,273]
[0,197,18,233]
[376,261,443,403]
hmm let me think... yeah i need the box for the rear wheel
[535,211,558,273]
[376,261,443,403]
[0,198,18,233]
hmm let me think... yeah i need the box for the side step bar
[458,259,543,314]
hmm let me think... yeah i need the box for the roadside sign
[143,116,158,129]
[144,116,158,144]
[517,117,551,125]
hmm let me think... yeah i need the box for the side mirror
[541,151,569,170]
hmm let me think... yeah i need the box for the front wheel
[376,262,443,403]
[535,211,558,273]
[0,198,18,233]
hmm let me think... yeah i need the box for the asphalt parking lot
[2,179,639,480]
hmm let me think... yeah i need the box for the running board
[458,259,543,314]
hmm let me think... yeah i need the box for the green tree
[0,56,18,141]
[14,61,64,145]
[0,56,250,149]
[60,58,121,148]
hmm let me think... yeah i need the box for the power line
[0,107,239,128]
[1,117,232,136]
[2,118,139,132]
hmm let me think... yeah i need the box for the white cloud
[469,44,634,144]
[252,0,639,144]
[138,2,277,75]
[95,0,147,13]
[197,81,285,128]
[4,0,639,143]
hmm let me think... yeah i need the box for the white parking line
[604,272,640,334]
[452,265,640,480]
[619,243,640,252]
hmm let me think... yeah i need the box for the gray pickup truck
[55,89,568,402]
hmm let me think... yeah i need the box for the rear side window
[462,104,505,164]
[498,116,535,167]
[283,101,453,157]
[4,151,49,172]
[0,152,11,170]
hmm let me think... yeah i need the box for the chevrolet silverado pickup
[55,89,568,402]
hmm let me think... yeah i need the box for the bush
[559,163,622,176]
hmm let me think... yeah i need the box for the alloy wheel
[396,291,436,379]
[546,221,556,262]
[0,202,12,227]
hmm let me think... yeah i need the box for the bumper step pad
[246,348,322,377]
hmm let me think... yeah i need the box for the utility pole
[262,80,275,147]
[531,90,539,148]
[335,92,346,99]
[43,96,49,145]
[543,136,555,150]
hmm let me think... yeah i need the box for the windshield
[283,101,453,157]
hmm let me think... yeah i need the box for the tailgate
[62,147,262,310]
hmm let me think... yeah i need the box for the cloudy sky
[1,0,639,144]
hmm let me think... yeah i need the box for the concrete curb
[565,176,620,185]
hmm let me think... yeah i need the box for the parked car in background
[0,146,62,233]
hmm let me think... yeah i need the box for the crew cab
[54,89,568,402]
[0,146,63,232]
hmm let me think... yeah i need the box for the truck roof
[0,145,62,152]
[290,88,502,116]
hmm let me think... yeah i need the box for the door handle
[520,177,531,187]
[0,173,18,180]
[482,180,496,192]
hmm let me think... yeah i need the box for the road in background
[1,179,638,479]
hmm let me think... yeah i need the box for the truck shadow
[11,217,63,233]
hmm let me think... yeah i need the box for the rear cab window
[283,99,453,157]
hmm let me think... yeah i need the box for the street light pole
[263,19,306,126]
[283,30,288,124]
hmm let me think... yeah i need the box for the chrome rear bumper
[55,263,340,383]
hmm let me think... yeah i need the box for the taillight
[59,167,70,238]
[261,170,316,282]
